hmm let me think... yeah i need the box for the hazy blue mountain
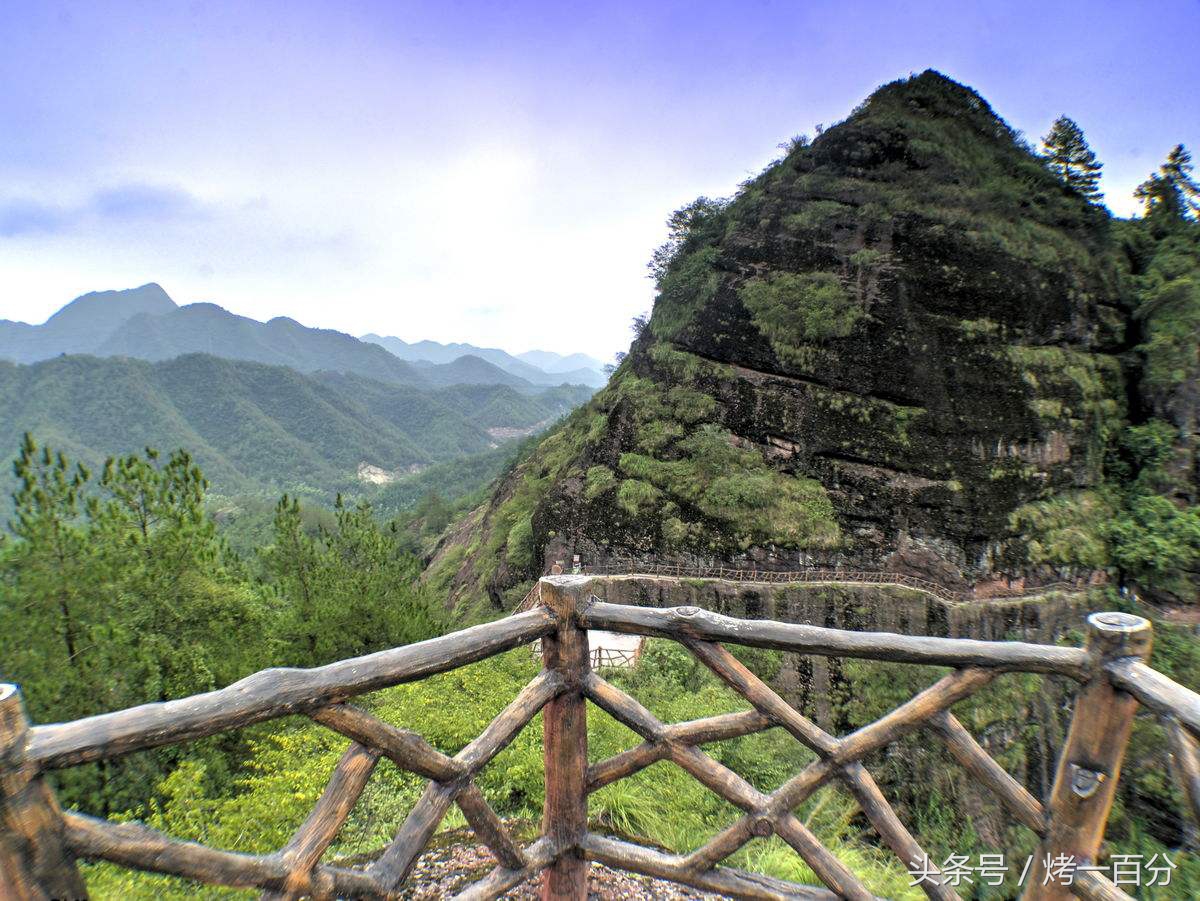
[362,333,607,387]
[362,334,542,378]
[94,302,431,386]
[517,348,606,373]
[409,355,541,391]
[0,283,176,363]
[2,285,597,390]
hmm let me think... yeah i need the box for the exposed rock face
[430,72,1132,612]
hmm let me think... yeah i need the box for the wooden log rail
[1,578,1198,900]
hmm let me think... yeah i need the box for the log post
[0,683,88,900]
[1023,612,1152,900]
[539,576,590,900]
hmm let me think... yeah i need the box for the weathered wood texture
[1070,869,1135,901]
[27,608,555,771]
[1167,717,1200,827]
[841,763,957,901]
[311,702,460,781]
[261,742,380,900]
[927,711,1046,834]
[368,670,563,892]
[63,811,384,897]
[540,576,591,900]
[581,600,1091,679]
[451,836,559,901]
[0,684,88,901]
[1024,613,1153,901]
[11,577,1200,901]
[587,709,772,792]
[1105,656,1200,740]
[582,833,845,900]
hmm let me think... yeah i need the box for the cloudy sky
[1,0,1196,359]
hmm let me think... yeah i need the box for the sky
[1,1,1197,360]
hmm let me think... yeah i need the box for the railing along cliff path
[512,559,1089,613]
[2,575,1198,900]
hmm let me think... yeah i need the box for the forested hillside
[0,354,590,500]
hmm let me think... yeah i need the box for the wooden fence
[2,574,1198,900]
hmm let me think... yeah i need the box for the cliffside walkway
[5,575,1192,901]
[513,559,1089,613]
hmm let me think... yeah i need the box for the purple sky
[1,0,1196,358]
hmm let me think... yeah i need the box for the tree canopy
[1040,115,1103,202]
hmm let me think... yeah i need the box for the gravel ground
[394,833,727,899]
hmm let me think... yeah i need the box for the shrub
[584,465,616,501]
[649,247,721,339]
[504,516,535,570]
[739,272,862,366]
[616,478,661,516]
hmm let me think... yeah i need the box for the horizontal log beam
[28,608,556,770]
[1105,658,1200,740]
[63,811,384,898]
[581,833,843,900]
[580,602,1089,680]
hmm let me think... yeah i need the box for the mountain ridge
[363,333,607,387]
[3,287,604,390]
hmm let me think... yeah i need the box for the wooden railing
[1,575,1197,900]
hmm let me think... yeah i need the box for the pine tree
[1040,115,1104,202]
[1135,144,1200,225]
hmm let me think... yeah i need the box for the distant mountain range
[361,334,607,387]
[0,284,602,499]
[1,284,607,390]
[0,353,591,497]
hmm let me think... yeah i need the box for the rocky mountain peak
[429,73,1137,612]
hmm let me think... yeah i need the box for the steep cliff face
[431,72,1136,612]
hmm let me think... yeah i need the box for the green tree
[2,434,96,720]
[263,494,443,667]
[647,196,728,284]
[414,490,452,537]
[1136,144,1200,227]
[1040,115,1103,202]
[1,441,272,812]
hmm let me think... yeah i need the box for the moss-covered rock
[427,71,1167,611]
